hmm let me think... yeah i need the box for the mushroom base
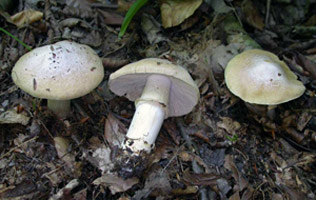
[47,99,71,118]
[123,101,165,153]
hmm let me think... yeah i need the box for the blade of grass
[0,27,32,51]
[118,0,148,38]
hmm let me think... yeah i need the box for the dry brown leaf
[43,162,66,186]
[172,186,198,195]
[72,188,87,200]
[117,0,134,13]
[182,169,220,186]
[270,152,297,188]
[10,9,43,28]
[163,119,180,145]
[297,112,312,132]
[217,116,242,136]
[224,155,249,191]
[93,173,139,194]
[178,151,211,172]
[141,14,167,44]
[98,10,124,25]
[49,179,79,200]
[297,53,316,79]
[133,168,171,199]
[241,0,264,30]
[1,180,36,199]
[104,113,126,148]
[229,191,240,200]
[53,137,81,176]
[0,109,30,125]
[160,0,203,28]
[79,30,102,47]
[54,137,75,166]
[66,0,92,11]
[58,18,91,29]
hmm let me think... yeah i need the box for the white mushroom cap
[225,49,305,105]
[12,41,104,100]
[109,58,200,117]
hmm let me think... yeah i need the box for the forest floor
[0,0,316,199]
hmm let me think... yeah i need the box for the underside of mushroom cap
[225,49,305,105]
[12,41,104,100]
[108,58,200,117]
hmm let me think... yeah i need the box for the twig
[0,136,38,159]
[265,0,271,27]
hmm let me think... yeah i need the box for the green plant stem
[0,27,32,51]
[118,0,148,38]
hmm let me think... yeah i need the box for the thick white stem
[123,74,171,154]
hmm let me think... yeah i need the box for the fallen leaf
[206,0,232,14]
[229,191,240,200]
[58,18,91,29]
[172,186,198,195]
[73,188,87,200]
[0,0,14,12]
[10,9,43,28]
[182,169,220,186]
[0,109,30,125]
[160,0,203,28]
[93,173,139,194]
[104,113,126,148]
[66,0,92,11]
[2,180,36,198]
[224,155,249,191]
[117,0,134,13]
[217,116,242,136]
[141,14,167,44]
[0,158,8,169]
[217,178,232,197]
[241,0,264,30]
[297,53,316,79]
[43,162,66,186]
[133,168,171,199]
[297,112,312,131]
[53,137,81,176]
[49,179,79,200]
[98,10,124,25]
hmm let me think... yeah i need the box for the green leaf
[225,134,238,142]
[118,0,148,38]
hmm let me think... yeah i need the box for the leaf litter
[0,0,316,199]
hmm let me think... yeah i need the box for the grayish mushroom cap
[109,58,200,117]
[12,41,104,100]
[225,49,305,105]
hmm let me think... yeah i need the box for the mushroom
[11,40,104,118]
[225,49,305,114]
[108,58,200,154]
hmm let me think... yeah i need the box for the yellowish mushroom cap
[109,58,200,117]
[224,49,305,105]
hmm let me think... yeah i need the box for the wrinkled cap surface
[109,58,200,117]
[225,49,305,105]
[12,41,104,100]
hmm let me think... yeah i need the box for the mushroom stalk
[123,74,171,153]
[47,99,71,118]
